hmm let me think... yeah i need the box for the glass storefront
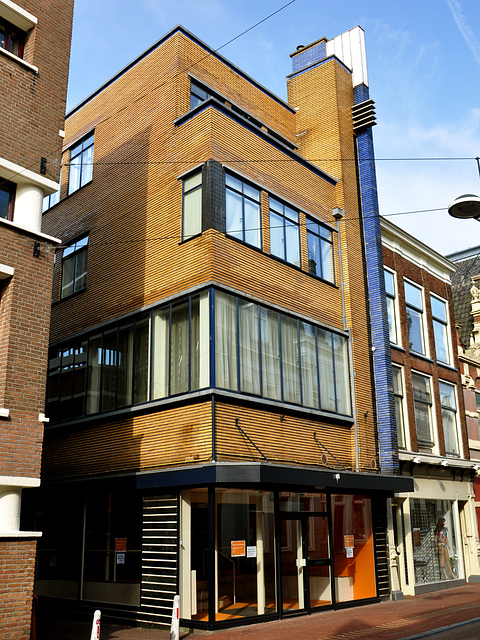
[410,499,458,585]
[186,489,377,624]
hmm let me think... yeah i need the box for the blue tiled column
[354,85,398,475]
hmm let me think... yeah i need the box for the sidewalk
[36,582,480,640]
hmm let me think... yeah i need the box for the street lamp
[447,194,480,220]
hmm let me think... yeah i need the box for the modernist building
[0,0,74,637]
[380,219,480,597]
[32,26,411,630]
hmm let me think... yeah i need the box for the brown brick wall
[0,0,74,182]
[0,224,55,477]
[383,245,469,457]
[0,539,36,640]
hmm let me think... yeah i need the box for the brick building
[0,0,74,637]
[33,26,412,630]
[447,246,480,541]
[380,219,480,597]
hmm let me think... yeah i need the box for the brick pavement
[35,583,480,640]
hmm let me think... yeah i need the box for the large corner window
[225,173,261,248]
[307,218,333,282]
[0,16,25,58]
[61,235,88,298]
[215,290,351,415]
[269,197,300,267]
[68,132,94,195]
[412,372,434,453]
[431,294,451,365]
[439,381,460,457]
[384,268,399,344]
[393,366,407,449]
[404,280,426,355]
[182,169,202,240]
[0,179,15,221]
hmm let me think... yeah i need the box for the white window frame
[404,278,428,357]
[392,365,409,449]
[439,380,462,458]
[411,370,437,454]
[430,293,452,366]
[384,267,400,346]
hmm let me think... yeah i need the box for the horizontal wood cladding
[175,32,296,145]
[42,402,212,479]
[214,401,356,470]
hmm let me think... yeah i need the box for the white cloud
[446,0,480,65]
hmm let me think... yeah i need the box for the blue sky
[66,0,480,256]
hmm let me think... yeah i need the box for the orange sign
[115,537,127,552]
[344,535,354,549]
[231,540,246,557]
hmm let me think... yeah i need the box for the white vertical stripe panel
[326,26,368,88]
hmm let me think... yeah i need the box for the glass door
[280,518,306,613]
[306,515,332,608]
[280,515,332,614]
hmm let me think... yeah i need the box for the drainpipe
[333,207,359,472]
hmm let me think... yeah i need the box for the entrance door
[280,515,332,614]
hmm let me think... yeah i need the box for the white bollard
[90,609,101,640]
[170,595,180,640]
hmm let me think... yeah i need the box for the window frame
[269,196,301,267]
[181,168,203,241]
[0,179,16,221]
[439,380,461,458]
[61,235,89,299]
[411,371,435,453]
[306,217,334,283]
[430,293,451,366]
[0,15,25,59]
[384,267,400,345]
[225,172,262,249]
[67,132,94,195]
[392,365,408,449]
[404,279,427,356]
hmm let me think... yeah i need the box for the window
[215,290,351,414]
[307,218,334,282]
[431,295,451,365]
[68,133,94,195]
[225,173,261,248]
[190,80,213,109]
[392,366,407,448]
[0,16,25,58]
[384,268,399,344]
[42,170,61,212]
[412,372,434,452]
[439,381,460,457]
[182,170,202,240]
[404,280,426,355]
[269,197,300,266]
[0,179,15,221]
[61,236,88,298]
